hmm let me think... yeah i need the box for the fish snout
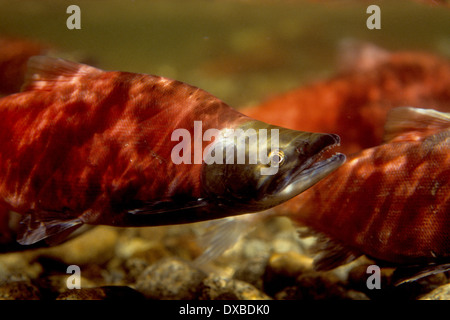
[293,132,341,168]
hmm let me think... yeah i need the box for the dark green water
[0,0,449,107]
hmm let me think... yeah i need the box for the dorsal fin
[22,55,103,92]
[337,39,390,73]
[383,107,450,142]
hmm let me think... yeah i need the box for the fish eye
[269,150,285,165]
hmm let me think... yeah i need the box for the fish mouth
[277,134,346,200]
[289,152,345,187]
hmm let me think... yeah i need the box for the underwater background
[0,0,449,301]
[1,0,450,108]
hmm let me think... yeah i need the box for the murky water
[0,0,449,107]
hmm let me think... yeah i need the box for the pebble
[0,279,41,300]
[275,271,369,300]
[233,256,267,290]
[199,274,271,300]
[268,251,313,276]
[241,239,271,260]
[0,251,43,282]
[263,251,313,295]
[419,283,450,300]
[134,257,207,299]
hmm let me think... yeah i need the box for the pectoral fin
[193,212,270,267]
[17,212,83,246]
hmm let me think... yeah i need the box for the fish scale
[0,56,344,250]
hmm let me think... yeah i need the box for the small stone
[0,280,41,300]
[419,283,450,300]
[135,257,206,299]
[241,239,270,260]
[233,256,267,290]
[0,251,43,282]
[295,272,347,299]
[263,251,313,295]
[103,237,171,284]
[274,271,358,300]
[269,251,313,277]
[199,274,271,300]
[56,286,144,300]
[272,237,300,254]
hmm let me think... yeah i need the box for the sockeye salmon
[279,108,450,272]
[243,44,450,155]
[0,56,344,250]
[199,107,449,283]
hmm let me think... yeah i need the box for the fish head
[202,121,346,212]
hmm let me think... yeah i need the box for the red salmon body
[0,59,243,221]
[0,56,344,248]
[279,107,450,267]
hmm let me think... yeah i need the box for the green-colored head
[202,120,345,213]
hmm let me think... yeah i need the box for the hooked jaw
[197,120,346,215]
[268,132,346,205]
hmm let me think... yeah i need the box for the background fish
[200,107,449,283]
[243,45,450,155]
[279,107,449,271]
[0,56,344,249]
